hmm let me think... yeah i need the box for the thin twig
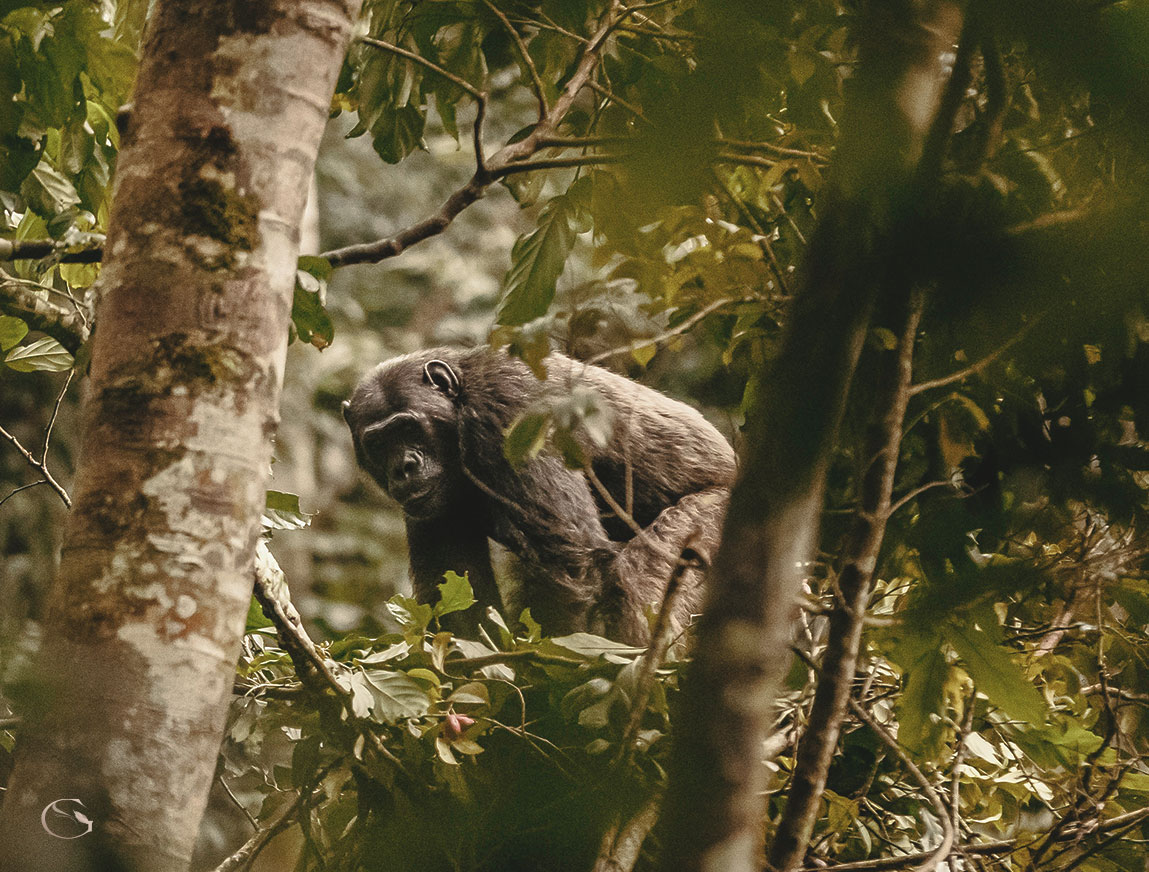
[586,297,747,366]
[719,137,830,164]
[252,543,410,776]
[614,539,704,766]
[885,480,955,520]
[0,422,71,508]
[0,480,47,509]
[977,19,1007,165]
[585,80,650,124]
[42,367,73,459]
[218,774,259,830]
[357,36,483,100]
[493,153,626,177]
[908,318,1038,395]
[711,170,793,296]
[483,0,548,120]
[810,807,1149,872]
[849,699,956,872]
[212,763,335,872]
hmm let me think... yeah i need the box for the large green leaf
[496,177,591,326]
[360,668,432,722]
[945,618,1046,726]
[894,643,949,755]
[5,336,73,372]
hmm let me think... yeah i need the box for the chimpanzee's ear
[423,359,460,399]
[341,399,352,422]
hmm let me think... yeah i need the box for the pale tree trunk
[657,3,965,871]
[0,2,361,870]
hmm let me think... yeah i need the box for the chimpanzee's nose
[390,450,421,483]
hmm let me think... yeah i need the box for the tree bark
[0,3,361,870]
[657,4,965,871]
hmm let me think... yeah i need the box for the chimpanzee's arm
[406,514,504,634]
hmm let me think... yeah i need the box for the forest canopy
[1,1,1149,871]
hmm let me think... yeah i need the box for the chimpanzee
[343,346,735,642]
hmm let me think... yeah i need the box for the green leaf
[503,410,551,467]
[0,316,29,352]
[435,571,476,618]
[360,668,432,722]
[371,103,426,164]
[518,608,542,642]
[496,178,592,326]
[262,490,313,533]
[387,594,433,634]
[895,644,948,755]
[548,633,643,662]
[5,336,73,372]
[945,621,1046,725]
[21,163,81,217]
[291,272,334,350]
[244,595,273,632]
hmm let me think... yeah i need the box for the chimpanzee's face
[344,357,463,520]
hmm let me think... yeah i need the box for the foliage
[230,569,670,872]
[2,0,1149,871]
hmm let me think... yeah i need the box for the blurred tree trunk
[658,3,965,871]
[0,2,360,870]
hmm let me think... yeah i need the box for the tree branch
[908,317,1037,395]
[0,276,91,353]
[0,238,103,264]
[252,542,409,776]
[848,697,955,872]
[614,540,705,766]
[0,412,72,509]
[768,288,924,872]
[585,297,746,366]
[483,0,548,120]
[321,2,627,267]
[358,36,484,101]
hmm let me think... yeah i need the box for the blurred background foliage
[2,0,1149,869]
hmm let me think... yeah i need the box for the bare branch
[977,21,1008,165]
[493,153,626,177]
[0,408,72,509]
[719,137,830,164]
[848,699,955,872]
[909,317,1038,395]
[615,539,705,766]
[585,80,650,123]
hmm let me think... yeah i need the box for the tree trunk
[0,3,361,870]
[657,4,965,871]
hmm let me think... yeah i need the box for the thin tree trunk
[657,4,965,871]
[0,3,361,870]
[767,289,925,872]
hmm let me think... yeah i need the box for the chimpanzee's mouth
[393,482,438,515]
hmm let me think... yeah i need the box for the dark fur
[344,346,735,642]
